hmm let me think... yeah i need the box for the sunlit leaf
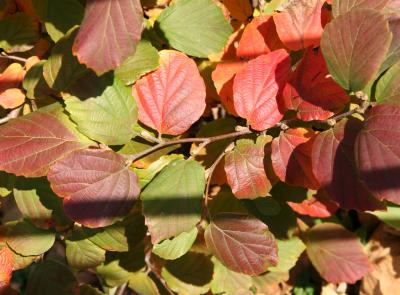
[0,103,93,177]
[233,50,290,130]
[72,0,143,75]
[156,0,232,58]
[332,0,389,17]
[141,158,205,243]
[133,50,206,136]
[65,75,138,145]
[355,104,400,205]
[47,149,140,228]
[23,60,55,101]
[225,137,273,199]
[287,193,338,218]
[115,40,159,85]
[312,118,384,211]
[205,212,278,275]
[321,9,392,90]
[273,0,324,51]
[223,0,252,22]
[0,246,13,288]
[306,222,372,283]
[376,61,400,104]
[371,205,400,230]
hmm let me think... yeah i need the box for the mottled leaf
[156,0,232,58]
[141,158,205,243]
[115,40,159,85]
[225,137,272,199]
[72,0,143,75]
[233,50,290,130]
[312,119,384,211]
[321,9,392,90]
[273,0,324,51]
[0,103,92,177]
[47,149,140,228]
[205,212,278,275]
[65,76,138,145]
[306,222,372,283]
[133,50,206,136]
[355,104,400,204]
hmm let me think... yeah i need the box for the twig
[115,283,127,295]
[0,52,27,63]
[0,105,23,124]
[320,99,371,126]
[125,128,252,165]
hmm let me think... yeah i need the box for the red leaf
[224,137,272,199]
[272,128,319,189]
[211,61,247,115]
[306,222,372,283]
[273,0,325,51]
[0,103,92,177]
[72,0,143,75]
[47,149,140,228]
[133,50,206,136]
[284,48,349,121]
[287,191,338,218]
[312,119,384,211]
[355,104,400,205]
[233,50,290,131]
[0,246,13,288]
[205,213,278,276]
[236,16,284,60]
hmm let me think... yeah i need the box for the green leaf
[162,252,213,295]
[263,0,286,15]
[0,171,16,197]
[134,154,183,188]
[208,185,248,216]
[321,9,392,91]
[65,75,138,145]
[371,205,400,229]
[32,0,84,42]
[376,60,400,104]
[210,257,252,295]
[115,40,159,85]
[23,60,55,101]
[152,227,198,260]
[142,159,205,243]
[26,260,78,295]
[128,270,160,295]
[65,228,106,269]
[6,220,55,256]
[0,12,38,52]
[43,27,88,92]
[156,0,232,57]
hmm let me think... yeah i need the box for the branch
[0,106,23,124]
[125,127,252,165]
[321,98,371,126]
[0,52,27,63]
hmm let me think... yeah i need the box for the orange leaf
[0,88,25,109]
[0,246,13,288]
[223,0,253,22]
[0,63,25,93]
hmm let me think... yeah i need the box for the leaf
[141,158,205,243]
[236,16,284,60]
[381,16,400,72]
[223,0,253,22]
[43,27,88,92]
[0,171,15,197]
[65,229,106,269]
[6,220,55,256]
[355,104,400,204]
[26,260,78,295]
[272,0,325,51]
[72,0,143,75]
[376,61,400,104]
[332,0,389,17]
[152,227,198,260]
[162,252,213,295]
[312,118,384,211]
[23,60,55,101]
[0,63,25,92]
[205,212,278,275]
[287,193,339,218]
[47,149,140,228]
[0,102,92,177]
[233,50,290,130]
[272,128,319,189]
[320,9,392,91]
[269,237,306,274]
[65,75,138,145]
[210,256,252,295]
[0,88,25,109]
[224,137,273,199]
[32,0,83,42]
[0,12,38,52]
[128,270,160,295]
[306,222,372,283]
[0,246,13,288]
[133,50,206,136]
[284,48,349,121]
[156,0,232,58]
[371,205,400,230]
[115,40,159,85]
